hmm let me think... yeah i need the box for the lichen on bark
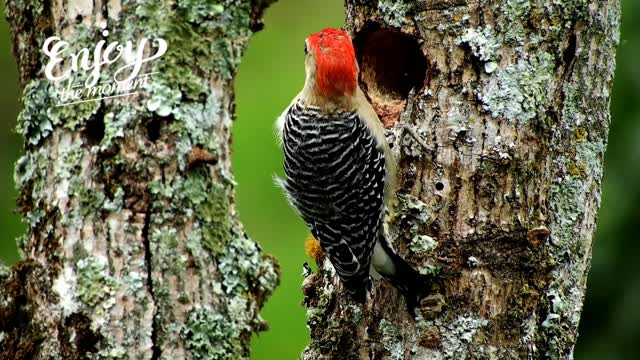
[304,0,620,359]
[1,0,279,358]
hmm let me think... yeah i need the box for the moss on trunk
[303,1,620,359]
[1,0,279,358]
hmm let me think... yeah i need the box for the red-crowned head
[306,28,358,98]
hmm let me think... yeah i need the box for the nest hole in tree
[147,119,162,142]
[354,26,427,127]
[83,115,105,147]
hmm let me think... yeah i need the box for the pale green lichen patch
[541,289,563,328]
[156,92,222,170]
[438,315,489,358]
[479,52,555,123]
[146,80,182,117]
[150,226,186,274]
[456,27,501,62]
[227,294,270,336]
[396,194,430,226]
[134,0,255,105]
[199,185,231,255]
[13,146,51,233]
[181,305,243,360]
[76,183,107,217]
[172,94,222,150]
[254,255,280,301]
[52,137,101,225]
[14,131,88,232]
[417,264,441,278]
[377,0,415,29]
[98,110,132,153]
[155,172,232,255]
[505,0,531,18]
[185,224,213,269]
[306,279,336,327]
[500,0,530,43]
[306,259,337,328]
[16,78,101,146]
[122,271,145,297]
[54,142,83,181]
[539,1,616,348]
[176,1,225,27]
[149,172,232,257]
[348,303,363,324]
[218,235,265,294]
[380,319,404,360]
[543,0,588,23]
[410,234,437,255]
[52,267,80,316]
[575,139,605,180]
[543,132,606,354]
[445,106,471,131]
[54,99,101,131]
[14,154,37,192]
[16,80,54,145]
[76,256,116,308]
[547,140,605,251]
[97,345,127,359]
[103,187,125,212]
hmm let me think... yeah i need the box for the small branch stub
[187,146,219,168]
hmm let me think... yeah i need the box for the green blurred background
[0,1,637,359]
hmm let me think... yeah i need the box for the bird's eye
[304,43,308,55]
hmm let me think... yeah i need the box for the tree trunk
[303,1,620,359]
[0,1,278,359]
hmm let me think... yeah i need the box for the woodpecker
[276,28,429,306]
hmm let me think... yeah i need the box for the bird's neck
[300,79,357,112]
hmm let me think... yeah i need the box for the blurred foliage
[0,1,636,359]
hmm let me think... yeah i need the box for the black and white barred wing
[278,102,387,286]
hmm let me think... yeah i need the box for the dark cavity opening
[563,32,577,66]
[83,115,105,147]
[354,27,427,101]
[147,119,162,142]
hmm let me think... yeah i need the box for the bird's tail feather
[343,276,370,304]
[374,234,434,310]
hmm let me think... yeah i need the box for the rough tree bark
[0,0,278,359]
[303,1,619,359]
